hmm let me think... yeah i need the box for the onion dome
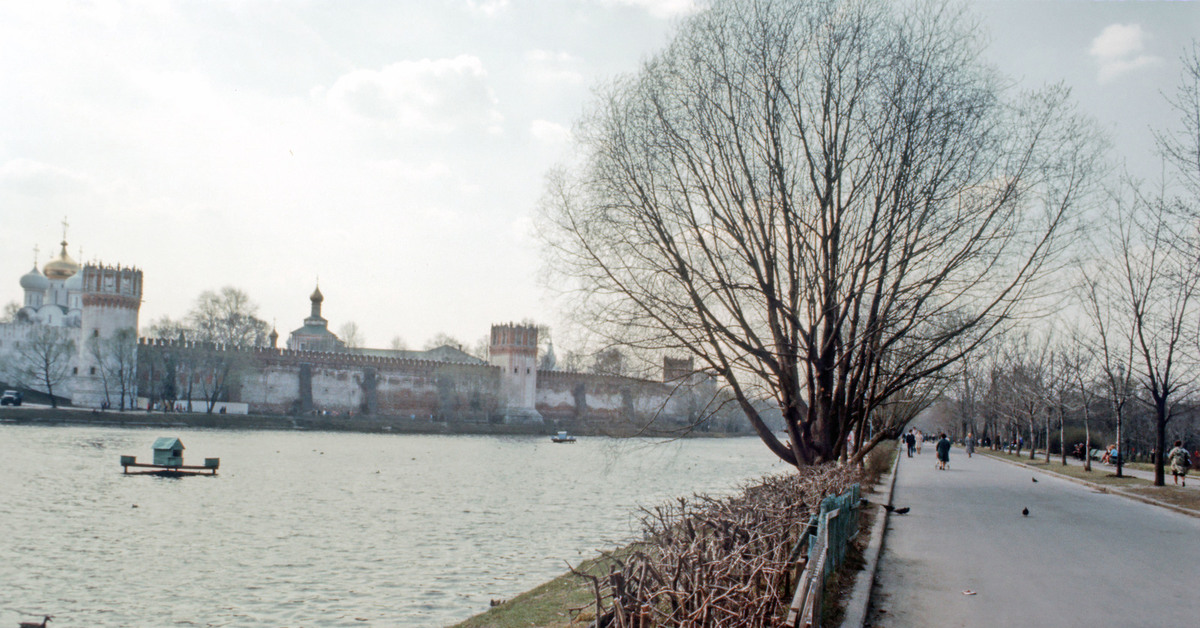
[19,264,50,291]
[43,240,80,280]
[310,285,324,303]
[64,268,84,291]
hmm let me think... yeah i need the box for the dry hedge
[574,465,861,627]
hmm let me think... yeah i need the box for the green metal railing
[786,483,862,628]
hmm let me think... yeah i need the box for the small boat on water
[551,431,577,443]
[120,437,219,477]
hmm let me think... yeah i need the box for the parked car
[1,390,23,406]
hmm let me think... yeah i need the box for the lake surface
[0,425,785,627]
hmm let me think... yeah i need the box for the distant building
[138,288,748,433]
[1,227,143,408]
[286,285,344,353]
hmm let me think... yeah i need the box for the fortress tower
[73,264,143,407]
[489,323,542,424]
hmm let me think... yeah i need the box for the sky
[1,0,1197,352]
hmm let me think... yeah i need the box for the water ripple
[1,425,781,626]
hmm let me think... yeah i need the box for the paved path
[866,449,1200,627]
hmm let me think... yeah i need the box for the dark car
[1,390,23,406]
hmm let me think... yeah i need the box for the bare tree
[389,335,407,351]
[424,333,464,351]
[140,316,190,411]
[89,328,139,411]
[86,334,113,409]
[1,301,20,323]
[338,321,364,349]
[1156,41,1200,199]
[1102,185,1200,485]
[1078,269,1137,477]
[9,326,75,407]
[188,287,269,413]
[1064,337,1099,472]
[539,0,1101,466]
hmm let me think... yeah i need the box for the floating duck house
[121,436,218,476]
[152,437,185,466]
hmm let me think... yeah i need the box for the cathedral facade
[1,234,143,408]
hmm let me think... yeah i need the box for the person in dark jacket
[936,433,952,470]
[904,430,916,457]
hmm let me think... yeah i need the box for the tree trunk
[1154,397,1168,486]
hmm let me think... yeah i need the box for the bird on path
[893,507,910,515]
[1032,477,1038,483]
[1022,507,1030,517]
[883,504,896,512]
[18,615,52,628]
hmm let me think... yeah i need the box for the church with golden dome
[1,222,143,409]
[16,237,85,327]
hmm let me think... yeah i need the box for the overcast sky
[2,0,1196,352]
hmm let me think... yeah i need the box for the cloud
[0,159,89,196]
[600,0,701,19]
[466,0,510,16]
[1089,23,1162,84]
[325,55,504,133]
[524,50,584,85]
[530,119,571,146]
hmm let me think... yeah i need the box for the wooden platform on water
[121,457,219,476]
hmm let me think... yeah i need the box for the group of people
[904,428,954,470]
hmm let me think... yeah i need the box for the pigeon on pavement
[1022,507,1030,516]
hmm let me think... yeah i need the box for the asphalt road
[866,448,1200,627]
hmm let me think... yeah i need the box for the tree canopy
[540,0,1103,466]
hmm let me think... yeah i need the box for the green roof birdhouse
[152,437,185,467]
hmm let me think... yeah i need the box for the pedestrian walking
[904,430,916,457]
[936,433,951,470]
[1167,440,1191,487]
[965,433,975,458]
[915,430,924,455]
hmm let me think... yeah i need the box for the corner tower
[489,323,542,424]
[74,263,144,407]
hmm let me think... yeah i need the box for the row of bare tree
[538,0,1200,474]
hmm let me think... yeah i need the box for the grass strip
[451,546,636,628]
[979,450,1200,513]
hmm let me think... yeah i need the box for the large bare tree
[188,287,269,413]
[9,326,75,407]
[540,0,1102,465]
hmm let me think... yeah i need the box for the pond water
[0,424,785,626]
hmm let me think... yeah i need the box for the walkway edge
[982,452,1200,520]
[840,446,901,628]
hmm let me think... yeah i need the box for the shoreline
[0,406,750,439]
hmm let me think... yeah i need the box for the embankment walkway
[866,449,1200,627]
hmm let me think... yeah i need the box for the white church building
[0,231,143,408]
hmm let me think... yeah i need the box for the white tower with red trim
[489,323,542,424]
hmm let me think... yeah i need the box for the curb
[981,451,1200,520]
[840,446,901,628]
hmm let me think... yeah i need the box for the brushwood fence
[573,466,861,627]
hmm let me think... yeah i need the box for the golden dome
[43,240,80,280]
